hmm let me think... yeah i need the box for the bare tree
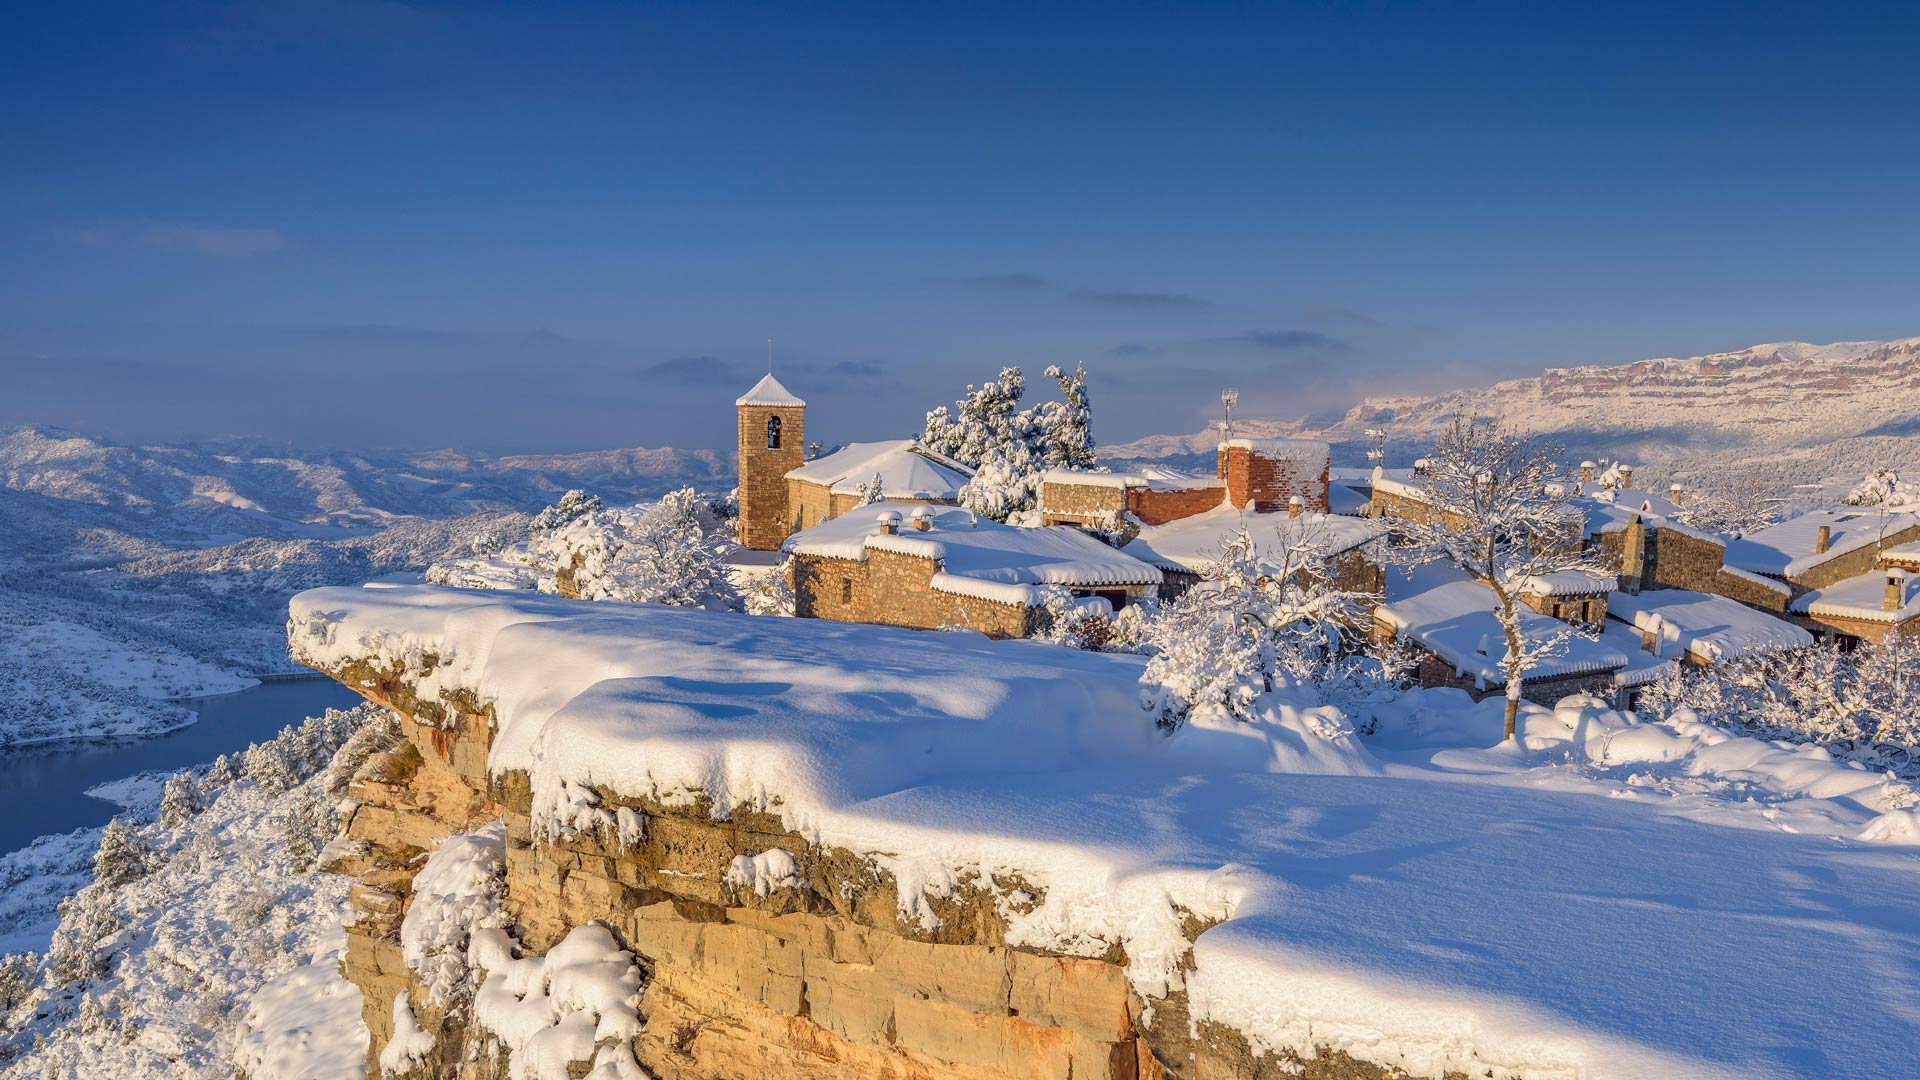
[1387,417,1615,739]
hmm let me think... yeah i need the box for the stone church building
[734,373,972,550]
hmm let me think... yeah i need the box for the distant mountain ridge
[0,426,729,544]
[1101,338,1920,492]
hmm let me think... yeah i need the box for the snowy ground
[293,585,1920,1080]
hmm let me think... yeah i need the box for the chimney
[1889,570,1909,612]
[875,510,901,536]
[1669,483,1684,506]
[1619,465,1634,488]
[1816,524,1832,554]
[1288,495,1303,519]
[1580,461,1596,482]
[909,507,932,531]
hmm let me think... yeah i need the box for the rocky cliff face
[309,652,1462,1080]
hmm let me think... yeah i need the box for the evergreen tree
[47,888,116,986]
[283,790,329,873]
[241,741,298,796]
[199,753,236,795]
[157,772,201,828]
[856,472,885,506]
[0,950,39,1022]
[91,819,150,890]
[1035,363,1096,469]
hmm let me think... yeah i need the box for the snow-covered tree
[530,489,603,532]
[1843,468,1908,509]
[742,565,796,617]
[1849,633,1920,748]
[856,472,885,506]
[1034,363,1096,469]
[921,364,1097,521]
[1388,417,1614,740]
[1669,478,1786,537]
[533,487,743,609]
[92,819,151,890]
[157,772,201,828]
[0,951,39,1022]
[283,790,331,874]
[241,741,299,796]
[47,887,117,986]
[199,753,236,795]
[1139,522,1378,727]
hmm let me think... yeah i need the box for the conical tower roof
[735,372,805,408]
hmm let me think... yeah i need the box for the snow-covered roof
[1124,504,1382,576]
[287,585,1920,1080]
[1879,542,1920,569]
[785,440,972,499]
[1041,466,1223,492]
[1596,620,1679,688]
[1567,487,1685,537]
[1377,565,1630,686]
[1217,437,1332,465]
[783,502,1160,603]
[1328,477,1373,516]
[1608,589,1813,663]
[1518,570,1615,597]
[1791,568,1920,624]
[734,372,806,408]
[1723,507,1920,578]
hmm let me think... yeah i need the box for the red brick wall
[1221,447,1329,513]
[1127,485,1224,525]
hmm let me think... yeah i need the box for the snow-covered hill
[1102,338,1920,493]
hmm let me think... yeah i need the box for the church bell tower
[735,373,806,550]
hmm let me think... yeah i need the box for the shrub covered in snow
[1639,635,1920,772]
[429,487,744,611]
[1140,524,1378,728]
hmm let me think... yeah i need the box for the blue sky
[3,1,1916,454]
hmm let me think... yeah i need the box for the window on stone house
[840,578,852,604]
[767,415,782,449]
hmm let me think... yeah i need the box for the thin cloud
[1216,329,1348,351]
[958,273,1052,292]
[632,355,748,386]
[141,223,288,257]
[1108,342,1153,357]
[1071,288,1212,311]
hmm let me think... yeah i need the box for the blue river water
[0,677,361,855]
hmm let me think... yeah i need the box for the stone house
[1371,564,1665,707]
[1041,437,1333,529]
[784,440,972,534]
[783,503,1162,638]
[1789,550,1920,644]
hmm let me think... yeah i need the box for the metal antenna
[1221,387,1239,439]
[767,338,774,375]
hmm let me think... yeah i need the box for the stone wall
[739,404,807,551]
[791,548,1034,638]
[790,479,955,534]
[1793,610,1918,646]
[306,647,1492,1080]
[1040,481,1128,527]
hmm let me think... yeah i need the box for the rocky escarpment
[312,651,1468,1080]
